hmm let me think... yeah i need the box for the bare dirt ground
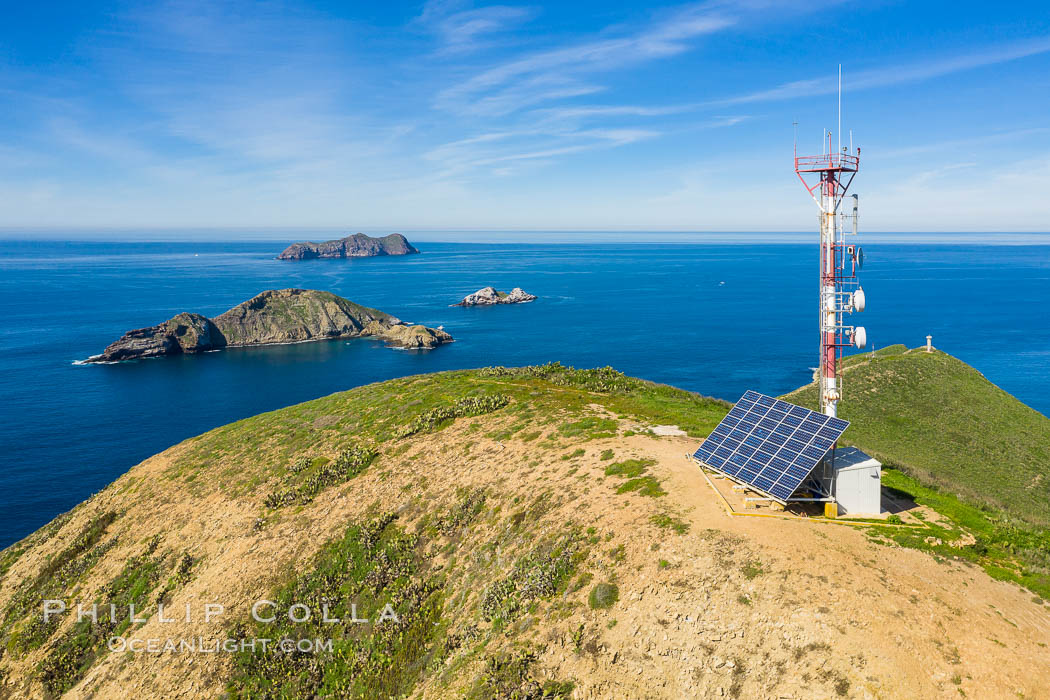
[2,412,1048,699]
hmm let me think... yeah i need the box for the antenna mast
[793,68,866,419]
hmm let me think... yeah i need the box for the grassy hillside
[1,359,1048,698]
[783,345,1050,528]
[0,364,735,698]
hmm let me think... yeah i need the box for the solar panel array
[693,390,849,501]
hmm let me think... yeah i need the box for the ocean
[0,237,1047,548]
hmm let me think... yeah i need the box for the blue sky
[2,1,1049,233]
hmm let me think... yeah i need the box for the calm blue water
[1,239,1047,548]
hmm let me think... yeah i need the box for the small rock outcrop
[86,289,451,362]
[277,233,419,260]
[453,287,537,307]
[363,321,453,350]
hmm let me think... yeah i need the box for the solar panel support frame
[692,390,849,505]
[696,462,792,506]
[696,458,839,506]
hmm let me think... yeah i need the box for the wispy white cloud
[460,77,606,118]
[532,104,696,121]
[417,0,536,54]
[717,35,1050,106]
[1,0,1047,230]
[435,2,736,116]
[871,127,1050,159]
[866,150,1050,232]
[423,125,657,178]
[420,111,749,181]
[88,1,415,183]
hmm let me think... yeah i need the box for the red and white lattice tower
[794,89,867,419]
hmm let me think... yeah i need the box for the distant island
[277,233,419,260]
[453,286,537,306]
[85,289,451,362]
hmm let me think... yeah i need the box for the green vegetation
[785,347,1050,527]
[480,532,585,625]
[785,347,1050,599]
[650,513,690,535]
[588,583,619,610]
[603,458,666,498]
[396,395,510,439]
[871,469,1050,599]
[37,536,178,696]
[558,417,618,440]
[478,362,728,436]
[570,572,593,593]
[466,649,574,700]
[15,353,1050,694]
[616,476,665,498]
[228,514,445,698]
[741,560,765,580]
[265,444,376,508]
[231,493,585,698]
[604,458,654,478]
[431,488,487,536]
[0,545,26,579]
[164,363,726,500]
[2,511,118,654]
[479,363,640,394]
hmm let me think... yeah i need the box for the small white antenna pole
[837,64,842,154]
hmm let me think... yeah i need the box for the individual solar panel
[693,390,849,502]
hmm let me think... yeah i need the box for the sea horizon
[3,230,1050,245]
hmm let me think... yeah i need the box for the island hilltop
[85,289,451,362]
[277,232,419,260]
[1,350,1048,698]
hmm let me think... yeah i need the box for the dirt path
[629,434,1050,699]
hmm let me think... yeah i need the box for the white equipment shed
[832,447,882,515]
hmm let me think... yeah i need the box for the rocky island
[277,233,419,260]
[453,286,537,306]
[85,289,451,362]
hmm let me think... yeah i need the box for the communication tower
[793,68,867,419]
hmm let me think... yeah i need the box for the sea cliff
[86,289,451,362]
